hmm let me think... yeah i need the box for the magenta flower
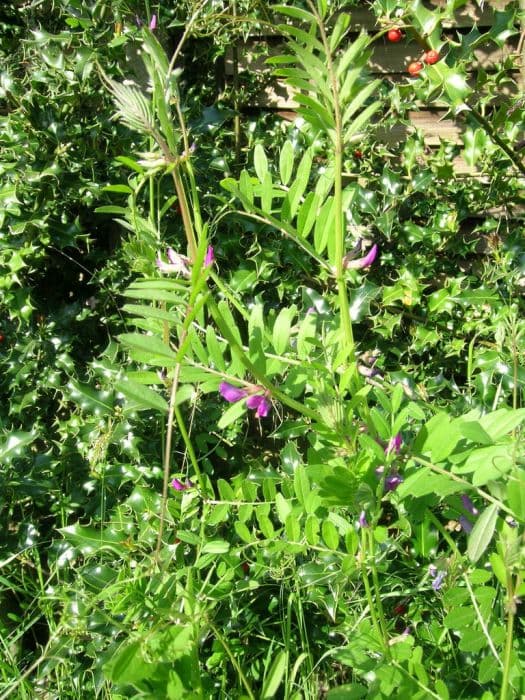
[204,245,215,268]
[358,510,368,528]
[171,478,193,492]
[157,245,214,276]
[246,394,271,418]
[156,248,191,277]
[461,494,478,516]
[459,515,473,533]
[149,14,157,30]
[386,433,402,455]
[429,566,446,591]
[219,382,248,403]
[343,243,378,270]
[219,382,271,418]
[385,471,403,492]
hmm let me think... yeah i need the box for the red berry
[407,61,423,77]
[423,50,440,65]
[0,334,4,343]
[387,27,403,43]
[354,149,363,159]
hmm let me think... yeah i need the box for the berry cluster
[386,26,441,77]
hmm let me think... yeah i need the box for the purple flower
[219,382,248,403]
[204,245,215,268]
[171,478,193,492]
[459,515,473,533]
[385,471,403,492]
[461,494,479,516]
[149,14,157,30]
[219,382,271,418]
[358,364,380,378]
[135,15,143,27]
[358,510,368,528]
[156,248,191,277]
[385,434,402,455]
[343,243,378,270]
[431,569,446,591]
[246,393,271,418]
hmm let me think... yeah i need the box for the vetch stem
[500,575,517,700]
[307,0,359,390]
[359,527,390,657]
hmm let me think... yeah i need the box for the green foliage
[1,1,524,698]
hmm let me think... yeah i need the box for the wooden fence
[223,0,522,176]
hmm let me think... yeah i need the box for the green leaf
[489,553,507,587]
[0,432,35,462]
[296,191,319,239]
[279,140,294,186]
[201,539,230,554]
[218,398,247,429]
[68,380,114,414]
[343,100,382,143]
[285,513,301,541]
[260,171,273,213]
[102,184,133,194]
[239,170,254,205]
[234,521,253,544]
[60,524,128,555]
[330,12,350,51]
[322,520,339,550]
[206,326,226,372]
[342,81,381,127]
[507,469,525,520]
[305,514,320,545]
[410,0,440,36]
[261,650,288,699]
[478,655,499,684]
[114,377,169,412]
[478,408,525,441]
[294,93,335,131]
[314,196,334,254]
[467,503,499,563]
[453,445,513,487]
[104,641,154,684]
[254,143,269,183]
[397,468,463,499]
[272,305,297,355]
[426,63,471,110]
[294,465,310,506]
[349,282,379,322]
[296,312,318,359]
[275,492,292,524]
[336,32,370,78]
[455,420,493,445]
[273,5,316,24]
[462,128,488,167]
[443,606,476,629]
[415,412,461,462]
[119,332,177,361]
[122,303,177,323]
[285,148,313,219]
[95,205,129,215]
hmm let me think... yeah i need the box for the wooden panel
[225,38,518,79]
[376,111,462,145]
[257,1,512,35]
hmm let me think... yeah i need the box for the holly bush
[1,1,524,698]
